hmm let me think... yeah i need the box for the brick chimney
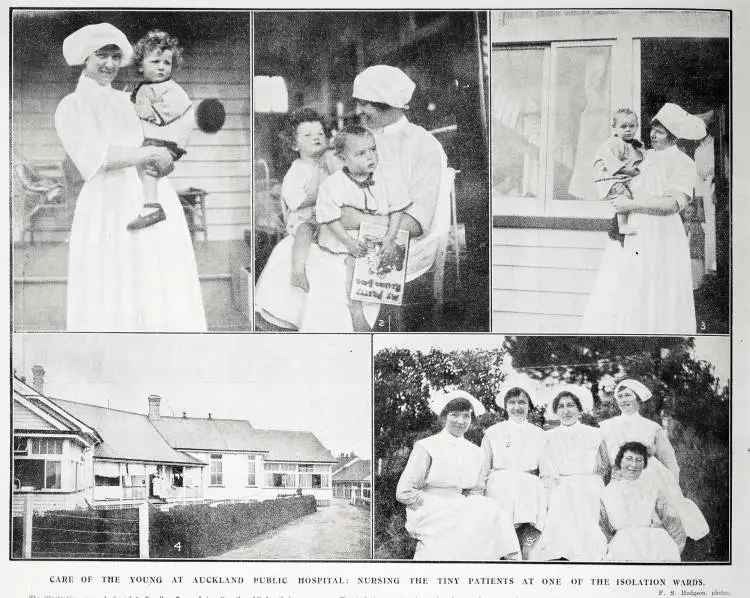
[148,395,161,420]
[31,365,45,394]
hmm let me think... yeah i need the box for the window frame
[492,39,620,220]
[247,455,256,487]
[209,454,223,487]
[13,457,62,491]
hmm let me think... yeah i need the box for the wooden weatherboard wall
[12,16,251,241]
[492,227,609,333]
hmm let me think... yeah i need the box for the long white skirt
[67,167,206,332]
[605,527,681,562]
[486,469,547,530]
[641,460,709,540]
[254,237,353,331]
[530,474,607,562]
[406,492,520,561]
[255,236,384,332]
[581,211,695,334]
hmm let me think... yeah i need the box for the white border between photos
[2,0,748,596]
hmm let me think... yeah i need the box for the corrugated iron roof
[50,399,204,466]
[333,458,372,482]
[154,418,336,463]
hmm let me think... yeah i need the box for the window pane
[492,47,545,199]
[210,455,222,486]
[14,459,45,490]
[550,45,612,201]
[45,461,61,489]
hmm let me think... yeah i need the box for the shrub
[149,495,316,558]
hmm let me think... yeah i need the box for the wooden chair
[254,158,285,250]
[177,187,208,243]
[384,166,461,332]
[13,159,67,243]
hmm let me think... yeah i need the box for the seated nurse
[396,390,521,561]
[254,65,448,332]
[481,374,548,536]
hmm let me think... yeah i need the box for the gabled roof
[151,417,264,452]
[153,417,336,463]
[333,458,372,482]
[249,429,337,463]
[13,377,100,445]
[50,398,204,467]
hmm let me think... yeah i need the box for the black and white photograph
[12,10,253,332]
[11,334,372,560]
[491,10,730,334]
[253,11,490,332]
[373,335,729,563]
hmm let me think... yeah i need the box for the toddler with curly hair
[127,29,193,231]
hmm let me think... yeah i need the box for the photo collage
[9,8,732,573]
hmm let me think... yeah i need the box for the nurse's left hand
[611,196,633,213]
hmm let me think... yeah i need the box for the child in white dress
[128,30,193,232]
[279,108,341,291]
[593,108,644,238]
[316,125,411,331]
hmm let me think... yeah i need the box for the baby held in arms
[593,108,645,239]
[315,125,411,331]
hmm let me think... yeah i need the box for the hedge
[149,495,317,558]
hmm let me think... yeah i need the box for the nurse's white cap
[63,23,134,66]
[652,103,706,141]
[614,379,653,402]
[352,65,416,109]
[429,389,486,417]
[495,373,538,408]
[548,384,594,413]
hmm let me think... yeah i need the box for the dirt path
[217,498,371,560]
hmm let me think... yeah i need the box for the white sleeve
[666,154,697,210]
[315,177,344,224]
[281,162,312,211]
[54,95,107,181]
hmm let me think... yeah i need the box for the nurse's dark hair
[650,118,678,142]
[281,107,328,150]
[439,397,476,420]
[133,30,183,71]
[614,441,649,469]
[333,125,374,156]
[504,387,534,410]
[354,98,392,111]
[552,391,582,413]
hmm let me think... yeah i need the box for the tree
[373,338,730,561]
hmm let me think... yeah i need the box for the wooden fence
[14,495,148,559]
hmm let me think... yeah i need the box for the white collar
[558,420,580,433]
[380,115,410,136]
[77,73,115,97]
[440,428,465,445]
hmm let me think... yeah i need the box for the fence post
[138,501,149,559]
[23,494,32,559]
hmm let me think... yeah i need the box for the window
[172,466,184,488]
[493,42,615,216]
[253,76,288,114]
[31,437,63,455]
[264,463,296,488]
[13,437,28,455]
[247,456,256,487]
[209,454,223,486]
[14,459,61,490]
[95,475,120,487]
